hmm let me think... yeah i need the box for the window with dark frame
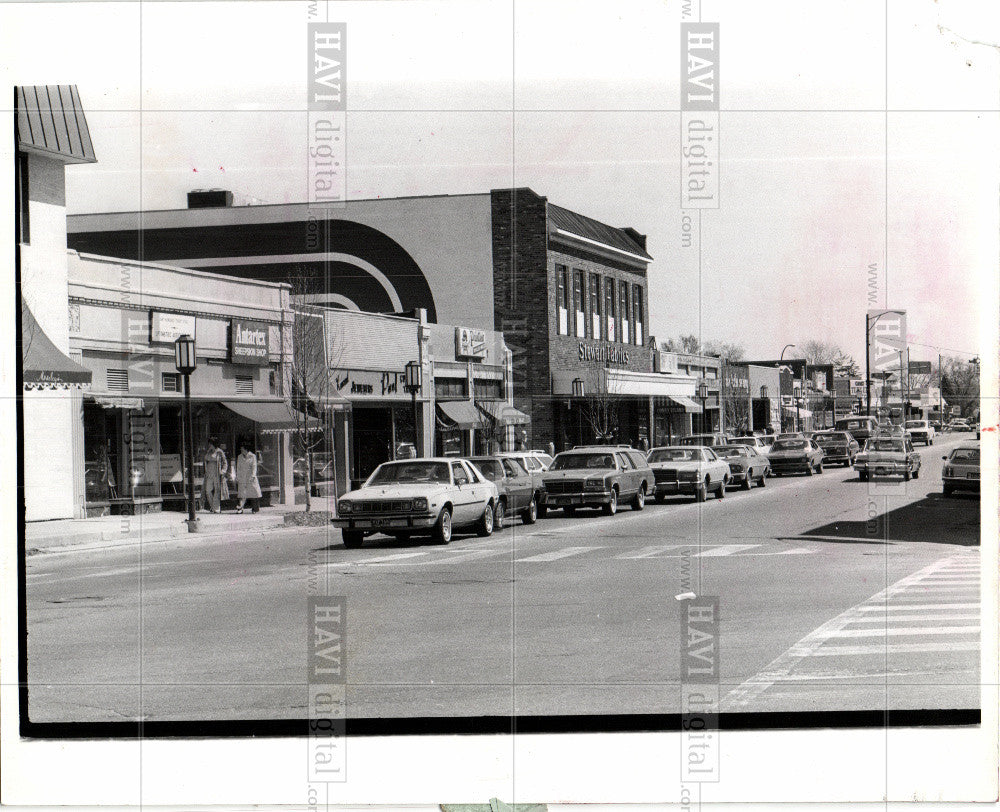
[435,377,468,399]
[605,276,616,342]
[573,269,585,337]
[473,379,502,400]
[633,284,644,346]
[556,265,569,335]
[590,273,601,340]
[619,280,630,345]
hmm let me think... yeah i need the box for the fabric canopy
[222,400,323,434]
[477,402,531,426]
[88,394,144,410]
[21,300,92,390]
[437,400,485,430]
[667,395,703,414]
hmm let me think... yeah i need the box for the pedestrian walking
[236,440,262,514]
[203,437,226,513]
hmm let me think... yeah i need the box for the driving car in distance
[730,435,773,455]
[947,418,972,433]
[835,416,879,445]
[941,442,979,496]
[467,455,544,526]
[542,446,653,515]
[854,436,921,482]
[712,445,769,490]
[646,445,729,502]
[776,432,805,441]
[768,437,825,476]
[904,419,935,445]
[811,430,860,467]
[334,458,499,547]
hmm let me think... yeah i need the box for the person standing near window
[236,440,262,514]
[203,437,225,513]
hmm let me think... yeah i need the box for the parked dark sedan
[811,430,860,467]
[467,456,545,527]
[768,438,826,476]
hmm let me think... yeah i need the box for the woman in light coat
[235,440,262,514]
[203,438,226,513]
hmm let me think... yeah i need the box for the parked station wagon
[334,458,499,547]
[542,446,653,515]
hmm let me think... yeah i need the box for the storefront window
[435,377,468,399]
[556,265,569,335]
[83,401,118,504]
[473,379,503,400]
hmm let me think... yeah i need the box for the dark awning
[437,400,485,430]
[21,300,92,390]
[16,85,97,164]
[222,401,323,434]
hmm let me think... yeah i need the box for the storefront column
[333,409,351,499]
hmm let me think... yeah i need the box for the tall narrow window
[633,284,644,346]
[619,281,630,345]
[556,265,568,335]
[605,276,616,342]
[573,269,585,337]
[590,274,601,339]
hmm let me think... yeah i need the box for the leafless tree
[580,367,622,443]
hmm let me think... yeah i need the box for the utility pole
[938,353,943,422]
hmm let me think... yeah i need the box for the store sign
[654,351,678,374]
[723,364,750,394]
[578,342,629,365]
[151,311,197,343]
[333,369,410,400]
[455,327,487,360]
[160,453,183,483]
[909,361,932,375]
[231,319,270,365]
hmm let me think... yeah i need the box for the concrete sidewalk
[25,496,338,554]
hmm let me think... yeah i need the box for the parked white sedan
[646,446,731,502]
[334,458,499,547]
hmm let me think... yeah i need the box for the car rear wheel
[805,462,813,476]
[757,471,767,487]
[342,530,364,549]
[816,461,823,473]
[477,502,496,536]
[537,503,548,519]
[631,485,645,511]
[494,499,506,530]
[432,507,453,544]
[603,488,618,516]
[521,495,538,525]
[913,467,920,479]
[943,483,953,496]
[903,468,911,482]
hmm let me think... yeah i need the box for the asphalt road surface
[25,434,981,722]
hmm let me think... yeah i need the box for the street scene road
[25,434,980,723]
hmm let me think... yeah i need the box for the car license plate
[875,468,888,476]
[967,473,979,479]
[363,518,406,528]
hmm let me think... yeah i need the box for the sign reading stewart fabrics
[230,319,270,365]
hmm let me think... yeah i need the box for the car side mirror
[942,455,947,460]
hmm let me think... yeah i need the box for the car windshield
[367,461,451,485]
[866,439,905,453]
[470,459,503,480]
[950,448,980,462]
[679,436,711,445]
[648,448,700,462]
[836,420,865,430]
[905,421,924,428]
[731,438,757,447]
[714,447,747,458]
[551,453,615,470]
[813,433,846,444]
[773,440,807,451]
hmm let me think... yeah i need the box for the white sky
[2,0,997,366]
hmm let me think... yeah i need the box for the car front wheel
[603,488,618,516]
[742,473,753,491]
[432,507,453,544]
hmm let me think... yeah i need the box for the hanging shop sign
[230,319,271,366]
[455,327,487,360]
[150,311,197,344]
[332,369,410,400]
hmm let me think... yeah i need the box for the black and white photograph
[2,0,998,806]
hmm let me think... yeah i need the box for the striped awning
[16,85,97,164]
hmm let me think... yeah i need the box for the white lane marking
[807,641,980,656]
[857,603,980,611]
[615,544,683,559]
[915,577,981,583]
[349,551,428,565]
[826,626,980,638]
[388,549,504,566]
[779,548,815,555]
[726,551,977,708]
[516,546,599,562]
[695,544,760,557]
[847,613,981,623]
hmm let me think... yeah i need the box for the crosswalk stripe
[389,549,503,566]
[615,544,682,559]
[827,626,980,638]
[780,548,815,555]
[517,546,598,562]
[807,641,980,656]
[847,613,980,623]
[857,603,979,611]
[353,551,428,565]
[695,544,760,557]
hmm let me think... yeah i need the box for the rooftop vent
[187,189,234,209]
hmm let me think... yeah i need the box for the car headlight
[729,463,746,472]
[585,479,605,490]
[943,466,953,477]
[338,500,352,514]
[412,497,428,511]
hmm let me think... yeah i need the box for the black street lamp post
[174,334,199,532]
[405,360,422,457]
[697,381,709,433]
